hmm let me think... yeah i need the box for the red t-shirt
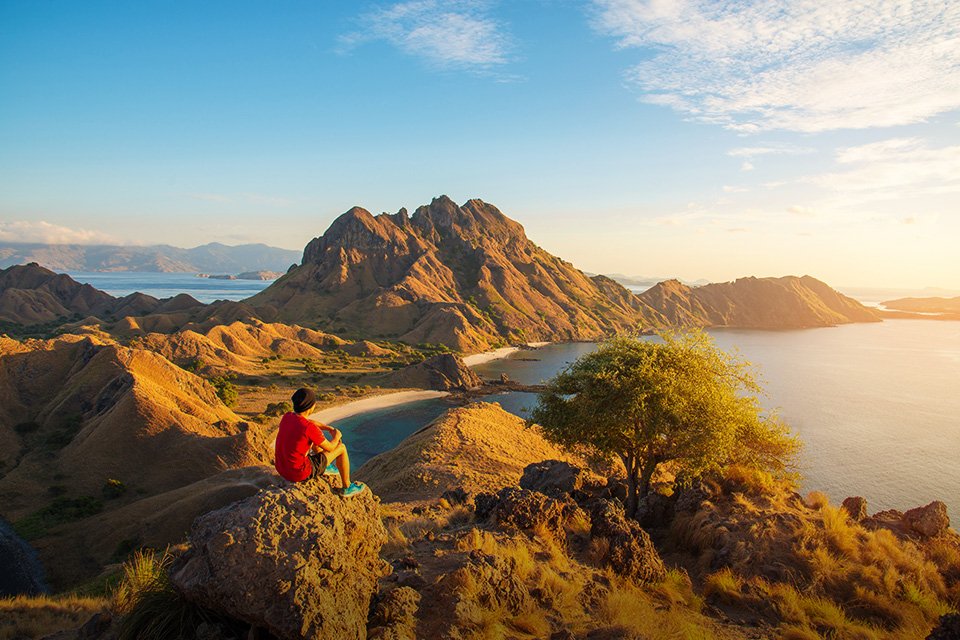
[274,413,327,482]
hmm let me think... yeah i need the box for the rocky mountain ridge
[0,242,299,274]
[249,196,881,351]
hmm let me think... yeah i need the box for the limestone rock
[635,492,675,529]
[590,500,667,584]
[904,501,950,538]
[169,480,387,640]
[841,496,868,522]
[674,482,713,513]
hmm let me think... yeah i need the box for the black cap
[292,388,316,414]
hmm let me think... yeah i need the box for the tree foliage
[529,331,801,517]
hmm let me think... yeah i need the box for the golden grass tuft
[0,593,106,640]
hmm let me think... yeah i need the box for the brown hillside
[0,333,275,586]
[638,275,881,328]
[0,264,117,323]
[248,197,651,351]
[354,402,584,501]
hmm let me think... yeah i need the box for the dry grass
[447,526,735,640]
[0,593,106,640]
[670,473,960,640]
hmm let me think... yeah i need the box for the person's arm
[308,422,341,453]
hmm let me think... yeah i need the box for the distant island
[196,271,284,281]
[882,296,960,319]
[0,241,299,274]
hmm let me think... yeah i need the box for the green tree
[529,332,801,518]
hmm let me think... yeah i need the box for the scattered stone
[841,496,868,522]
[440,487,469,505]
[590,500,667,585]
[927,613,960,640]
[493,487,566,541]
[500,373,510,384]
[904,501,951,538]
[369,587,421,640]
[520,460,589,498]
[674,482,712,513]
[170,480,386,640]
[473,492,499,521]
[635,492,675,529]
[396,570,428,589]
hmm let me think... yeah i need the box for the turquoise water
[347,320,960,517]
[65,271,273,304]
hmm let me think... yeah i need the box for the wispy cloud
[340,1,513,72]
[590,0,960,132]
[729,145,816,157]
[807,138,960,195]
[788,205,816,217]
[0,221,120,245]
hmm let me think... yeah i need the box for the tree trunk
[620,453,639,519]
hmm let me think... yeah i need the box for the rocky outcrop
[369,587,421,640]
[590,500,667,584]
[390,353,483,391]
[841,496,868,522]
[170,480,387,640]
[905,501,951,538]
[928,613,960,639]
[519,459,595,499]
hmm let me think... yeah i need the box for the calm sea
[340,320,960,517]
[66,271,273,304]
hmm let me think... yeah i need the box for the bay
[65,271,273,304]
[347,320,960,517]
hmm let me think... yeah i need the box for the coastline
[462,341,551,367]
[310,390,450,424]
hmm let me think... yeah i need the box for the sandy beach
[462,342,551,366]
[310,390,450,424]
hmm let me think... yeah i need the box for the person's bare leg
[325,443,350,487]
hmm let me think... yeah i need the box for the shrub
[209,376,237,406]
[115,551,223,640]
[13,496,103,540]
[102,478,127,499]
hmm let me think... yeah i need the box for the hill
[248,196,657,351]
[638,276,882,328]
[0,242,300,274]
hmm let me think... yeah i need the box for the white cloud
[0,221,120,245]
[741,161,755,171]
[788,205,816,216]
[808,138,960,194]
[340,1,513,72]
[722,185,748,192]
[728,145,815,157]
[590,0,960,132]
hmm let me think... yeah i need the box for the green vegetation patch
[13,495,104,541]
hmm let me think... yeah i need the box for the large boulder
[590,500,667,585]
[170,480,387,640]
[904,501,951,538]
[519,460,590,498]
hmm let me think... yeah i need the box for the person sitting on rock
[274,388,367,497]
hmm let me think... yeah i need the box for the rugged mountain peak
[411,196,527,249]
[302,206,422,263]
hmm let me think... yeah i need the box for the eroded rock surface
[170,479,387,640]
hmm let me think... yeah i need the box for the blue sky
[1,0,958,289]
